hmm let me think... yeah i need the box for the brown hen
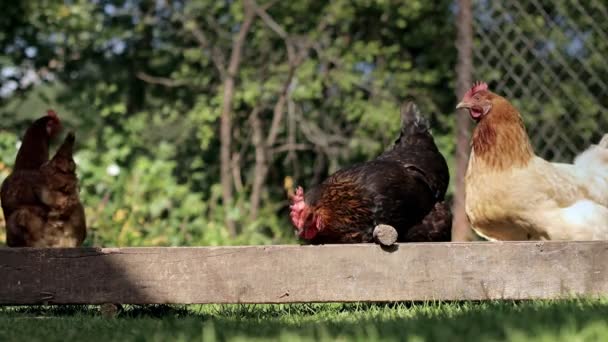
[1,111,86,247]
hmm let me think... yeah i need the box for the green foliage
[0,0,456,246]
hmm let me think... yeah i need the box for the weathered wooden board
[1,241,607,304]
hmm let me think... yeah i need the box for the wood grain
[1,241,607,304]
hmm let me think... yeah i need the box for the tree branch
[185,20,227,77]
[252,1,288,39]
[232,152,244,193]
[284,96,299,173]
[249,106,267,220]
[297,114,349,148]
[171,1,228,78]
[204,14,232,40]
[271,143,311,154]
[136,72,188,87]
[265,69,295,148]
[219,0,256,235]
[246,2,332,219]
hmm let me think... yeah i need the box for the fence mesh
[472,0,608,161]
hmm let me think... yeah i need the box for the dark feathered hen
[290,102,452,244]
[2,111,61,246]
[1,112,86,247]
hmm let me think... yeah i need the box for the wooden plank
[0,241,607,304]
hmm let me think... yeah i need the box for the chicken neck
[14,122,50,170]
[471,104,534,171]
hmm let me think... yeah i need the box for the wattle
[471,109,483,121]
[300,226,319,240]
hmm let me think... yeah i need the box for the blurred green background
[0,0,457,246]
[8,0,607,247]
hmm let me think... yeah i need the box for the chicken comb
[46,109,58,119]
[465,81,488,98]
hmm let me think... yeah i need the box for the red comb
[46,109,59,119]
[465,81,488,98]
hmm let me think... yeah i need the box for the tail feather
[45,131,76,174]
[401,201,452,242]
[400,101,429,133]
[52,132,75,160]
[599,134,608,148]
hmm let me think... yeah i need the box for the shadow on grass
[0,304,191,318]
[1,300,608,341]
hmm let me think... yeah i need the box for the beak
[456,101,470,110]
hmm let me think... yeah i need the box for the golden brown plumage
[470,97,534,170]
[458,82,608,241]
[38,132,87,247]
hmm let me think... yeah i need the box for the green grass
[1,300,608,341]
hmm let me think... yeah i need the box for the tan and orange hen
[458,82,608,241]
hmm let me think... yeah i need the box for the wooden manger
[1,241,607,305]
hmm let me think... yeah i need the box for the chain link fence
[472,0,608,161]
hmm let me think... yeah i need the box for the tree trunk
[219,0,256,237]
[249,60,296,220]
[249,108,266,221]
[249,78,291,220]
[453,0,475,241]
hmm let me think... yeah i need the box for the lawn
[1,300,607,341]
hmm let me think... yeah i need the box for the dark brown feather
[13,116,59,170]
[1,125,85,247]
[402,201,452,242]
[298,102,452,244]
